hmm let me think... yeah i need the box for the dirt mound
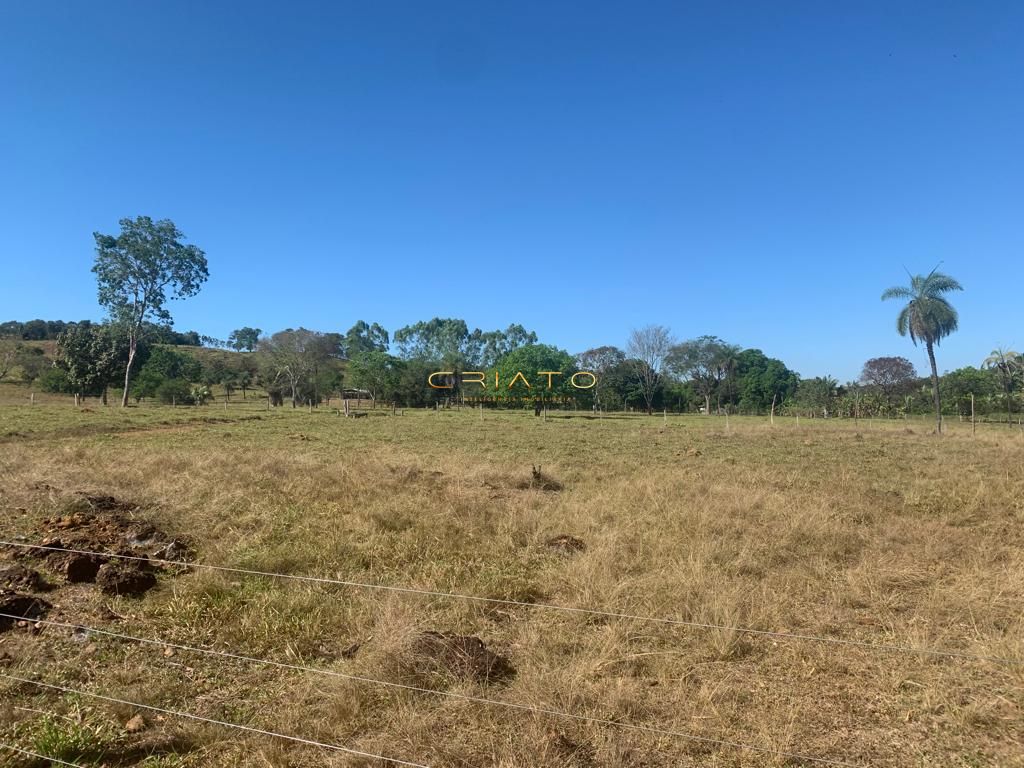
[96,560,157,596]
[484,467,563,493]
[516,466,563,492]
[544,535,586,555]
[0,564,50,592]
[0,591,51,631]
[14,496,193,598]
[411,631,516,683]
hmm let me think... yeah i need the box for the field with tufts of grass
[1,398,1022,767]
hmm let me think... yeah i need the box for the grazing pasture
[1,400,1022,767]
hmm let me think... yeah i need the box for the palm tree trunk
[926,340,942,433]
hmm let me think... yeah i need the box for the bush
[156,379,193,405]
[37,367,73,393]
[190,384,212,405]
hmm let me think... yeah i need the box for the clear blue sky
[2,2,1021,381]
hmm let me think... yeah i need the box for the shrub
[156,378,193,405]
[190,384,212,405]
[38,367,73,393]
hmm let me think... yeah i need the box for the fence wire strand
[0,612,857,767]
[0,673,430,768]
[0,743,86,767]
[0,539,1017,666]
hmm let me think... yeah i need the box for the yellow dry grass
[0,397,1022,767]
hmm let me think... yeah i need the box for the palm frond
[922,271,964,295]
[896,305,911,340]
[881,286,913,301]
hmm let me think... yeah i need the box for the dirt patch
[96,560,158,596]
[0,564,50,592]
[411,631,516,684]
[12,493,193,598]
[0,591,51,631]
[544,535,586,555]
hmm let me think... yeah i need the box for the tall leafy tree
[228,327,262,352]
[93,216,209,406]
[343,321,390,358]
[881,269,963,433]
[859,356,918,417]
[576,345,626,410]
[491,344,577,405]
[348,350,404,405]
[666,335,730,415]
[259,328,338,406]
[465,324,539,369]
[394,318,470,364]
[55,324,131,405]
[733,348,799,413]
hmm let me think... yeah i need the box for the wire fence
[1,538,1018,767]
[0,612,858,768]
[0,673,431,768]
[1,539,1018,666]
[0,743,86,767]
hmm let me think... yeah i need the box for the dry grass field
[1,395,1022,767]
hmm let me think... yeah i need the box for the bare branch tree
[626,325,673,415]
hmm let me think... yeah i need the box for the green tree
[343,321,390,358]
[601,359,655,411]
[348,350,404,405]
[666,335,730,415]
[981,348,1021,425]
[228,327,262,352]
[21,319,48,340]
[134,347,201,400]
[0,339,23,381]
[93,216,209,406]
[793,376,839,417]
[55,324,131,405]
[881,269,963,433]
[576,345,626,411]
[942,366,999,418]
[259,328,336,406]
[394,318,470,364]
[491,344,578,408]
[859,356,919,417]
[15,346,49,384]
[733,349,799,414]
[465,324,539,369]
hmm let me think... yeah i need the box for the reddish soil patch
[12,493,193,598]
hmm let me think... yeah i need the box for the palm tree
[982,348,1021,426]
[882,268,963,433]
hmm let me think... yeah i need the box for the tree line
[2,217,1016,426]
